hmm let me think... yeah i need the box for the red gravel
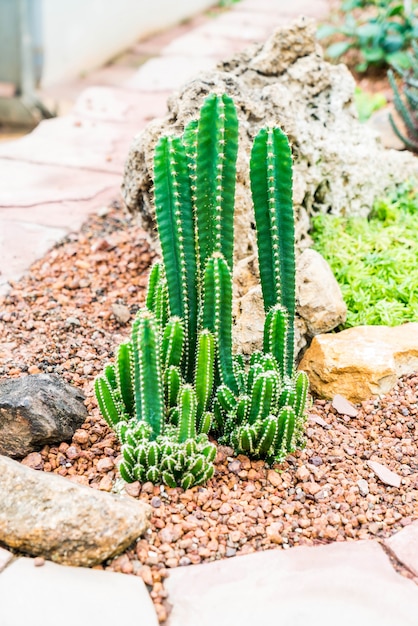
[1,204,417,622]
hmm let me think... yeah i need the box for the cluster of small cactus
[389,40,418,152]
[95,93,309,488]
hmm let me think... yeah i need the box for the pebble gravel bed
[1,206,417,622]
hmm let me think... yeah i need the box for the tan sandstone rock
[299,323,418,402]
[296,248,346,335]
[232,249,345,357]
[0,455,151,567]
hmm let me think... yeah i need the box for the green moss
[311,183,418,328]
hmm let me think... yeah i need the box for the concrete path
[0,0,331,295]
[5,2,417,626]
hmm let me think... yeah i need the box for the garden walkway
[1,0,418,624]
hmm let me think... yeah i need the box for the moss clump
[311,183,418,328]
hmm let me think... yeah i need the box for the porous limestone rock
[0,374,87,458]
[0,454,151,567]
[122,17,417,261]
[298,323,418,402]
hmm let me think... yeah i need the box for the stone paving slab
[0,558,159,626]
[0,159,120,208]
[125,56,217,92]
[0,116,138,175]
[385,521,418,578]
[165,541,418,626]
[73,87,169,125]
[160,31,245,59]
[233,0,331,16]
[0,547,13,573]
[0,219,68,294]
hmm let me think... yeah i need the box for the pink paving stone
[235,0,331,18]
[0,218,68,293]
[125,56,217,92]
[1,188,119,230]
[0,159,120,207]
[196,16,272,41]
[73,87,169,124]
[165,540,418,626]
[0,547,13,572]
[0,116,138,175]
[161,31,245,58]
[385,521,418,577]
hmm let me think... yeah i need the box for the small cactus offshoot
[95,92,309,488]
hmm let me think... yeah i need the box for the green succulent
[95,93,309,488]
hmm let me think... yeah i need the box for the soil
[1,205,417,622]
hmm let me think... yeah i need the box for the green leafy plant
[388,39,418,150]
[311,183,418,327]
[354,86,387,121]
[95,93,309,487]
[317,0,418,72]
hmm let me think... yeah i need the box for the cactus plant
[389,40,418,152]
[95,92,309,487]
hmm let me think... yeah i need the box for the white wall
[40,0,216,86]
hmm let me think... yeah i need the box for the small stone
[295,465,310,482]
[308,456,323,466]
[179,556,191,566]
[227,460,241,474]
[304,482,322,496]
[124,481,141,497]
[27,365,41,375]
[72,429,89,445]
[96,457,114,472]
[65,445,80,460]
[65,317,81,327]
[225,547,237,557]
[267,469,283,487]
[139,564,153,586]
[332,394,358,418]
[33,557,45,567]
[98,475,113,492]
[368,460,401,488]
[308,414,330,428]
[111,304,131,325]
[357,479,369,497]
[151,496,162,508]
[21,452,44,470]
[266,522,284,544]
[219,503,232,515]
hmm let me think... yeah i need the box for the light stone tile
[385,521,418,578]
[0,558,159,626]
[166,541,418,626]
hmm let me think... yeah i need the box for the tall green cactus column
[250,127,296,377]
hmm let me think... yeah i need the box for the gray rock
[0,455,151,567]
[0,374,87,458]
[122,17,417,260]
